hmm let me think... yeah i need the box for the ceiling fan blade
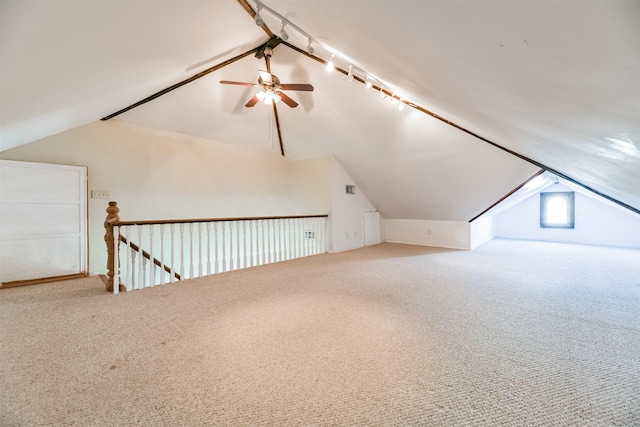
[245,95,260,108]
[220,80,257,87]
[277,91,298,108]
[279,83,314,92]
[272,103,285,156]
[258,70,272,84]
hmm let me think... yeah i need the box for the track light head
[365,78,373,90]
[347,66,354,82]
[255,6,263,26]
[326,54,335,72]
[280,22,289,41]
[307,39,314,55]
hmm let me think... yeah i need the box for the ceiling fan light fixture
[257,90,281,105]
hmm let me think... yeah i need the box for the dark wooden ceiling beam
[272,102,285,156]
[101,46,262,121]
[281,40,639,215]
[469,169,545,223]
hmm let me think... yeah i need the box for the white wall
[385,219,470,250]
[329,158,378,252]
[495,183,640,248]
[470,216,495,249]
[1,121,334,274]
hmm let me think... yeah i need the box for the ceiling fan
[219,46,313,156]
[220,47,314,108]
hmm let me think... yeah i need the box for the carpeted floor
[1,239,639,426]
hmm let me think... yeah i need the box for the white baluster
[279,219,284,261]
[222,222,228,272]
[268,219,273,263]
[242,220,251,268]
[213,222,219,274]
[159,224,166,284]
[180,224,185,281]
[313,218,319,255]
[189,223,194,279]
[206,222,212,276]
[113,225,120,294]
[170,224,176,283]
[137,225,144,289]
[237,221,242,269]
[296,219,301,258]
[198,222,203,277]
[252,220,258,266]
[305,219,311,257]
[282,219,288,260]
[274,219,279,262]
[142,256,148,288]
[129,243,136,291]
[320,217,326,254]
[232,221,238,270]
[292,219,297,259]
[148,224,155,287]
[258,220,267,265]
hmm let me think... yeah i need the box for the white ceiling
[1,0,638,220]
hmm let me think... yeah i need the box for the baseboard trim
[1,273,88,289]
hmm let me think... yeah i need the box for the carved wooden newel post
[104,201,122,292]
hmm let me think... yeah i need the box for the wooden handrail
[112,214,328,227]
[106,202,328,292]
[119,235,181,281]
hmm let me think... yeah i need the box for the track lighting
[326,54,335,72]
[280,21,288,41]
[254,5,264,26]
[250,0,414,111]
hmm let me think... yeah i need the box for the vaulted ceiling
[1,0,638,220]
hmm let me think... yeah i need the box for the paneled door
[0,160,87,285]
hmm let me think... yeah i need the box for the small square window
[540,192,574,228]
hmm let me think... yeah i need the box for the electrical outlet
[91,190,111,199]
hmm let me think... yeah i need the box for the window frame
[540,191,575,229]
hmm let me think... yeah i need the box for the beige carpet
[1,239,639,426]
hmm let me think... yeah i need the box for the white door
[363,211,381,246]
[0,160,87,284]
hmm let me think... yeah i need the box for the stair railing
[104,202,327,294]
